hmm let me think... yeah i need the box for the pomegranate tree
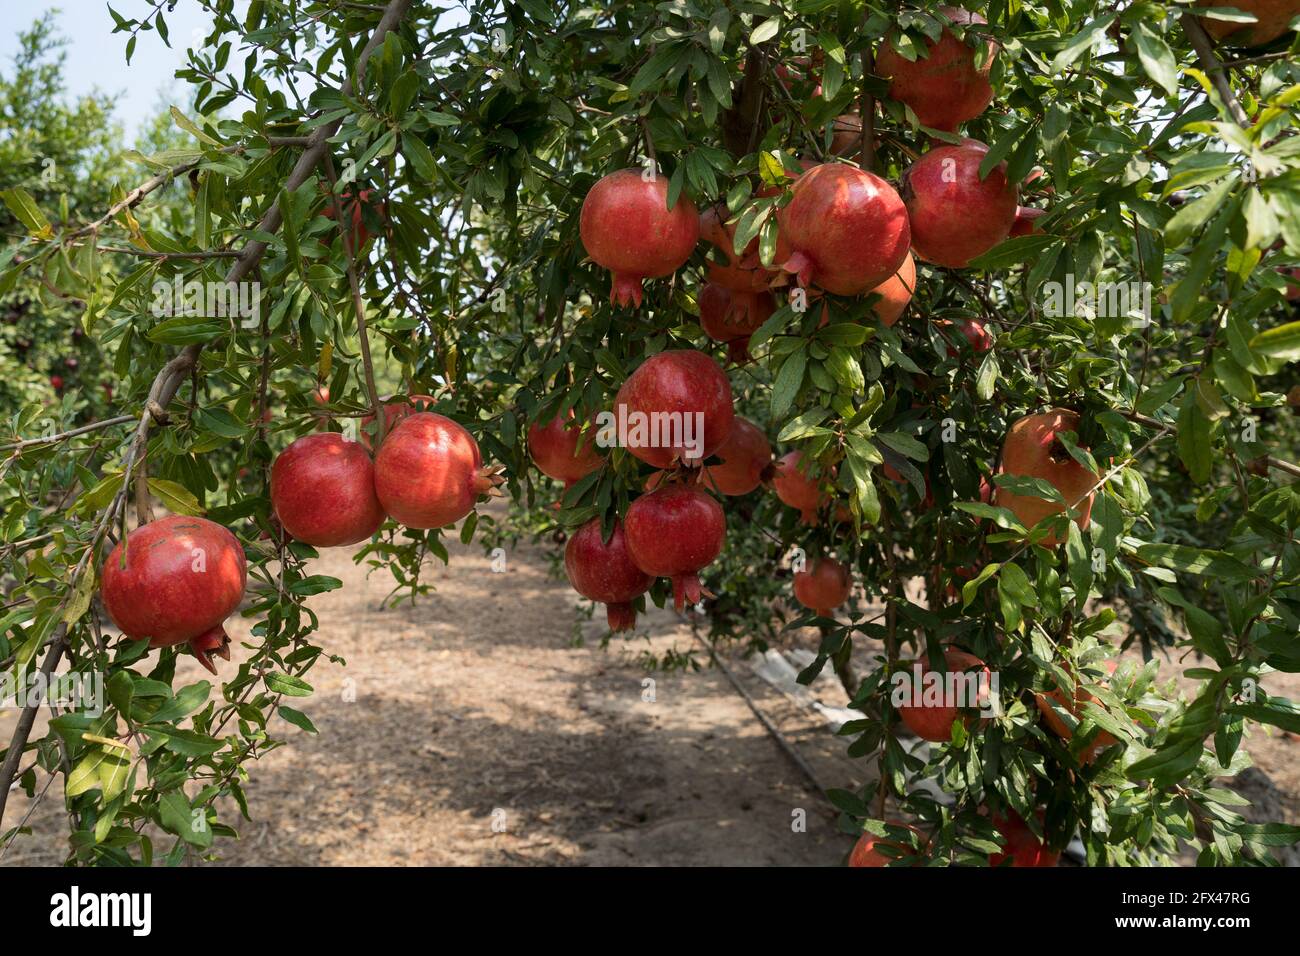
[614,349,735,469]
[373,412,503,528]
[876,7,997,132]
[271,433,386,547]
[777,163,911,295]
[563,517,653,631]
[579,168,699,307]
[624,485,726,611]
[697,281,775,364]
[100,515,248,673]
[528,411,604,488]
[902,140,1018,268]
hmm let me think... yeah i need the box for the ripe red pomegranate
[100,514,247,673]
[373,412,503,528]
[875,7,996,132]
[989,811,1059,867]
[579,169,699,307]
[614,350,735,469]
[270,433,386,547]
[49,374,64,391]
[359,394,436,449]
[848,821,924,867]
[1009,206,1046,237]
[1197,0,1300,46]
[1035,659,1119,765]
[564,517,653,631]
[995,408,1098,547]
[934,317,993,354]
[896,648,990,742]
[902,141,1018,268]
[699,203,777,293]
[699,417,772,496]
[869,252,917,327]
[772,450,828,524]
[777,164,911,295]
[624,485,726,611]
[830,113,862,156]
[793,557,853,618]
[528,411,604,487]
[698,282,775,364]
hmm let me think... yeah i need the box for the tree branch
[1180,13,1252,128]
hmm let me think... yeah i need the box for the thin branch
[1123,410,1300,479]
[0,415,135,453]
[1180,13,1252,128]
[859,48,876,172]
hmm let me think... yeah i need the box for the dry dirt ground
[3,516,1296,866]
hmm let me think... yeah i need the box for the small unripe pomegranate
[614,350,735,469]
[896,648,990,742]
[876,6,997,132]
[934,317,993,354]
[373,412,503,528]
[772,450,828,524]
[699,203,776,293]
[359,393,436,449]
[699,417,772,496]
[698,282,775,364]
[777,164,911,295]
[868,252,917,327]
[990,811,1059,867]
[624,485,726,611]
[995,408,1098,547]
[793,557,853,618]
[528,412,604,487]
[579,169,699,308]
[902,141,1018,268]
[100,515,247,673]
[564,517,653,631]
[271,433,386,547]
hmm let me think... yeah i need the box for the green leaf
[1132,23,1179,97]
[147,479,204,516]
[1250,321,1300,361]
[1137,543,1255,581]
[770,347,806,419]
[265,672,314,697]
[0,188,53,237]
[1176,391,1214,483]
[278,705,319,734]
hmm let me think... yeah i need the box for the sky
[2,1,228,138]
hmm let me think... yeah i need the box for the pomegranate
[564,517,653,631]
[528,411,605,488]
[896,648,990,742]
[989,811,1059,867]
[830,113,862,156]
[100,514,247,674]
[869,252,917,327]
[1198,0,1300,46]
[1035,659,1119,765]
[849,821,924,867]
[934,317,993,354]
[902,141,1018,269]
[359,393,436,450]
[324,187,385,249]
[623,485,726,611]
[772,450,828,524]
[49,374,64,390]
[875,7,996,132]
[995,408,1098,547]
[579,169,699,307]
[311,384,330,406]
[699,203,777,293]
[698,282,775,364]
[699,417,772,496]
[270,433,386,547]
[614,349,735,469]
[373,412,503,528]
[793,557,853,618]
[777,164,911,295]
[1009,206,1046,237]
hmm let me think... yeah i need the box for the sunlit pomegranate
[793,557,853,618]
[875,7,997,132]
[373,412,503,528]
[624,485,726,611]
[564,517,653,631]
[895,648,991,742]
[271,433,386,547]
[614,349,735,469]
[528,411,604,487]
[995,408,1098,547]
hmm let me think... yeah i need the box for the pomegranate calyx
[606,602,638,632]
[610,273,645,309]
[189,626,232,675]
[781,249,815,288]
[473,463,509,497]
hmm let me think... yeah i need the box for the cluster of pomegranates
[99,398,502,672]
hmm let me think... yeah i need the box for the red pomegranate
[699,203,777,293]
[934,317,993,354]
[830,113,863,156]
[624,485,726,611]
[270,433,386,547]
[373,412,503,528]
[849,821,924,867]
[902,141,1018,268]
[699,417,772,496]
[876,7,997,132]
[698,282,775,364]
[1197,0,1300,46]
[772,450,828,524]
[49,374,64,391]
[324,188,386,249]
[995,408,1098,547]
[579,169,699,307]
[359,393,436,449]
[777,164,911,295]
[1035,659,1119,765]
[564,517,653,631]
[895,648,991,742]
[100,514,247,673]
[989,811,1059,867]
[614,350,735,469]
[793,557,853,618]
[1009,206,1046,237]
[528,411,605,487]
[869,252,917,327]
